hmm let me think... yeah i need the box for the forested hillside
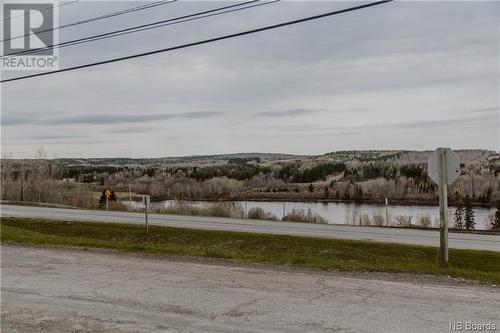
[1,149,498,206]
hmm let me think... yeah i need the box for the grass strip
[1,217,499,284]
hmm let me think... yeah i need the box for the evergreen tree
[344,184,351,199]
[98,189,117,208]
[464,196,475,230]
[454,201,464,229]
[491,201,500,231]
[98,190,106,208]
[485,187,493,203]
[355,185,363,199]
[308,183,314,193]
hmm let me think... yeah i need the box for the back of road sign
[427,148,460,185]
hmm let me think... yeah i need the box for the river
[123,199,496,230]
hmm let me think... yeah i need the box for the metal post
[20,178,24,202]
[438,148,449,266]
[385,197,389,225]
[245,200,248,219]
[282,202,286,220]
[145,196,149,234]
[129,184,132,202]
[106,197,109,211]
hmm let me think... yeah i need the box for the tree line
[2,150,498,207]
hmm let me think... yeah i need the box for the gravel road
[1,245,499,332]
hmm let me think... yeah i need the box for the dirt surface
[1,245,499,332]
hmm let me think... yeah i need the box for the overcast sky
[1,0,499,158]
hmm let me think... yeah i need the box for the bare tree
[0,153,13,200]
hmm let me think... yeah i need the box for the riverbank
[123,198,497,231]
[133,195,494,208]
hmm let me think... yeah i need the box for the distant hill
[321,150,405,162]
[54,153,310,166]
[321,150,497,163]
[394,150,498,163]
[15,150,497,167]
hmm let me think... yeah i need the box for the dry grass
[283,208,328,224]
[158,201,245,219]
[372,212,386,226]
[344,210,435,229]
[247,207,278,221]
[417,214,432,228]
[393,215,412,227]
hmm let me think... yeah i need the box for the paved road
[1,204,499,251]
[1,246,499,333]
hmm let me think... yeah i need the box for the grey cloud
[24,134,87,140]
[467,107,499,113]
[257,108,320,118]
[341,113,497,133]
[250,112,498,135]
[385,113,497,131]
[450,106,499,114]
[109,127,154,134]
[1,1,498,157]
[45,111,222,125]
[4,139,106,146]
[3,111,223,126]
[327,113,498,133]
[1,115,33,126]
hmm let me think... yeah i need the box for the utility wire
[3,0,266,57]
[1,0,393,84]
[0,0,79,23]
[1,0,177,43]
[3,0,275,58]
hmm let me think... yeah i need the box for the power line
[1,0,177,43]
[3,0,268,57]
[0,0,79,23]
[0,0,393,84]
[3,0,276,58]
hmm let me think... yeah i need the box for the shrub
[464,196,475,230]
[359,213,371,226]
[345,209,360,225]
[160,201,244,218]
[454,202,464,229]
[159,201,200,216]
[490,202,500,231]
[486,212,500,232]
[394,215,411,227]
[282,208,327,224]
[108,201,127,211]
[416,213,432,228]
[247,207,278,221]
[372,212,385,226]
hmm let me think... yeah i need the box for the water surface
[123,200,495,230]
